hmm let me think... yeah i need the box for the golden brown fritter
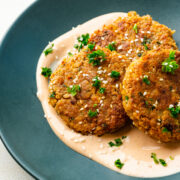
[89,11,178,61]
[121,49,180,142]
[49,47,131,135]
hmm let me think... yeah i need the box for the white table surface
[0,0,35,179]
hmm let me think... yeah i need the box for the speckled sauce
[36,12,180,178]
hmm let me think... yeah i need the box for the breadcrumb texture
[49,47,131,135]
[89,11,177,60]
[121,49,180,142]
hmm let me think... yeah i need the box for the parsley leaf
[41,67,52,77]
[142,37,150,50]
[110,71,120,79]
[50,92,55,98]
[74,33,89,51]
[109,138,123,147]
[169,105,180,118]
[142,75,150,85]
[88,50,106,66]
[125,96,129,101]
[162,127,170,133]
[44,43,54,56]
[133,24,138,33]
[68,52,73,56]
[159,159,167,167]
[106,42,116,51]
[162,51,179,74]
[67,85,81,96]
[99,87,105,94]
[92,76,101,89]
[88,110,98,118]
[115,159,124,169]
[151,153,159,164]
[88,43,95,50]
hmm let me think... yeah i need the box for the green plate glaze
[0,0,180,179]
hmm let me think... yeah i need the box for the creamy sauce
[36,12,180,178]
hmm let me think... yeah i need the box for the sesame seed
[130,40,134,43]
[118,45,123,50]
[80,108,84,111]
[101,37,105,40]
[103,70,107,73]
[100,100,103,104]
[169,104,174,108]
[102,96,105,99]
[110,104,113,108]
[97,109,99,113]
[116,84,119,88]
[140,38,144,42]
[126,53,129,57]
[159,78,164,81]
[70,85,73,88]
[125,33,128,36]
[115,30,118,33]
[143,91,147,96]
[97,70,103,74]
[84,104,88,108]
[136,110,139,113]
[98,66,102,70]
[118,55,122,58]
[147,31,151,34]
[141,31,145,33]
[135,39,138,42]
[108,73,111,76]
[103,80,108,84]
[79,121,83,124]
[101,104,104,107]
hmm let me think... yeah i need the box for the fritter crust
[121,49,180,142]
[49,47,131,135]
[89,11,177,61]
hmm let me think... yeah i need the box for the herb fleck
[110,71,120,79]
[88,109,98,118]
[115,159,124,169]
[67,85,81,96]
[109,138,123,147]
[88,43,95,50]
[44,43,54,56]
[162,51,179,74]
[41,67,52,77]
[125,96,129,101]
[50,92,55,98]
[142,75,150,85]
[88,50,106,66]
[151,153,159,164]
[159,159,167,167]
[169,105,180,118]
[106,42,116,51]
[133,24,138,33]
[99,87,106,94]
[74,33,89,51]
[92,76,101,89]
[68,52,73,56]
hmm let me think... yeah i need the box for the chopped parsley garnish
[74,33,89,51]
[122,135,127,139]
[110,71,120,79]
[88,109,98,118]
[151,153,159,164]
[109,138,123,147]
[169,156,174,160]
[88,50,106,66]
[169,105,180,118]
[99,87,105,94]
[142,75,150,85]
[93,104,98,107]
[162,127,170,133]
[106,42,116,51]
[162,51,179,74]
[44,43,54,56]
[68,52,73,56]
[114,159,124,169]
[88,43,95,50]
[159,159,167,167]
[50,92,55,98]
[142,37,150,50]
[67,85,81,96]
[133,24,138,33]
[125,96,129,101]
[92,76,101,89]
[41,67,52,77]
[151,153,167,167]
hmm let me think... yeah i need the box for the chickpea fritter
[121,49,180,142]
[49,47,131,135]
[89,11,177,61]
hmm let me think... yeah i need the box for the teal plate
[0,0,180,179]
